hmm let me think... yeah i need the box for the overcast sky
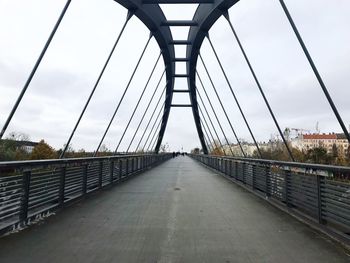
[0,0,349,152]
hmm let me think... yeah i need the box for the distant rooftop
[302,133,348,140]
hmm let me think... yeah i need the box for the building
[213,132,350,158]
[221,143,259,157]
[0,139,38,153]
[292,133,349,157]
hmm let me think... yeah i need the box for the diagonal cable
[126,70,165,153]
[1,0,72,139]
[277,1,350,145]
[196,88,226,155]
[135,86,166,152]
[114,52,162,153]
[200,115,214,152]
[93,33,153,156]
[196,66,247,157]
[148,116,163,152]
[144,104,164,152]
[196,77,233,156]
[198,103,219,151]
[204,36,263,158]
[220,14,296,161]
[60,11,133,158]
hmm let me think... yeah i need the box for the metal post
[109,160,114,184]
[126,159,129,176]
[0,0,72,139]
[59,167,66,207]
[82,165,88,195]
[131,158,135,174]
[235,161,238,180]
[119,159,123,180]
[265,165,270,197]
[252,165,256,190]
[278,0,350,144]
[242,162,246,184]
[60,11,133,158]
[19,170,31,223]
[98,161,103,189]
[316,175,324,224]
[223,11,295,161]
[95,33,153,156]
[285,169,290,206]
[114,52,162,153]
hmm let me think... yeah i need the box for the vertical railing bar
[59,167,66,207]
[82,164,88,195]
[98,161,103,189]
[119,159,123,180]
[19,170,31,224]
[109,160,114,184]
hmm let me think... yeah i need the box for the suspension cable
[148,118,163,152]
[114,52,162,154]
[198,104,219,151]
[126,70,165,153]
[144,105,164,151]
[222,12,295,161]
[203,136,213,153]
[196,78,233,156]
[196,66,247,157]
[0,0,72,139]
[277,0,350,145]
[201,117,214,151]
[93,33,153,156]
[200,113,215,152]
[196,88,227,155]
[60,11,134,158]
[204,36,265,158]
[141,101,165,152]
[135,86,166,152]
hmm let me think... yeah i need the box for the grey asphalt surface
[0,156,349,262]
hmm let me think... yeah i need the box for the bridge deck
[0,157,348,262]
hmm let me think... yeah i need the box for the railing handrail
[195,154,350,174]
[0,153,167,170]
[190,154,350,245]
[0,153,172,235]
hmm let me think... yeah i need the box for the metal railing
[0,153,172,234]
[190,154,350,242]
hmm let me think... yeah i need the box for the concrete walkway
[0,156,348,262]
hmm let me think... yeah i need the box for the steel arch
[114,0,240,154]
[114,0,176,153]
[186,0,240,155]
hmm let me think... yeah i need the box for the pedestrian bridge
[0,156,349,262]
[1,0,350,261]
